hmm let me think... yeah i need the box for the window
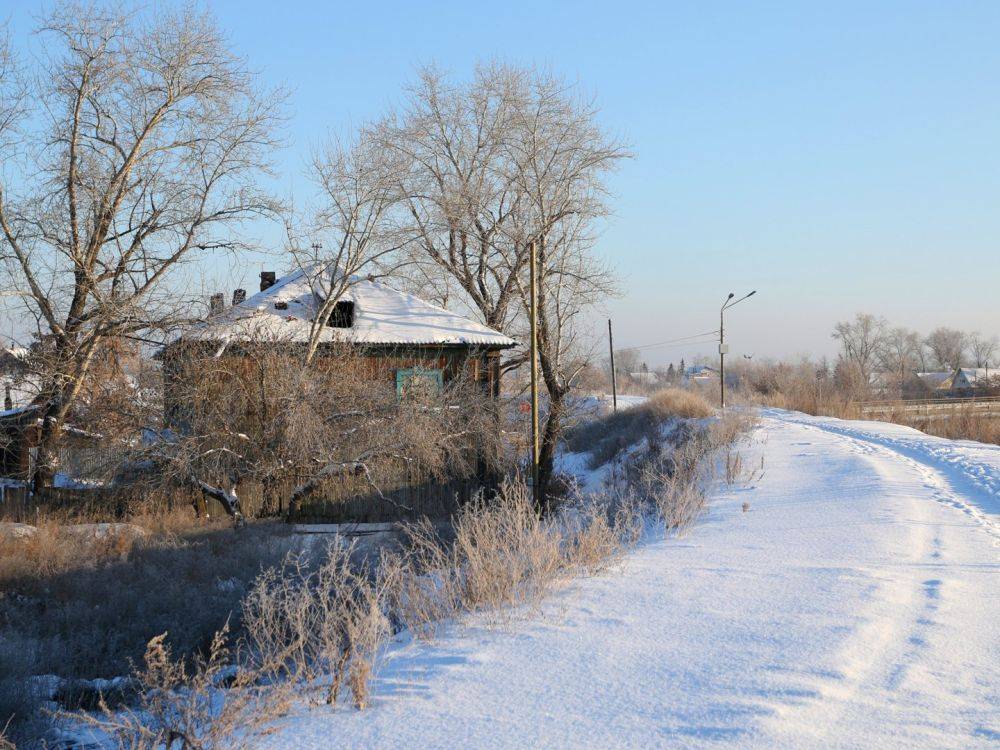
[327,300,355,328]
[396,368,443,400]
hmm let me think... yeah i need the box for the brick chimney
[232,288,246,306]
[209,293,225,316]
[260,271,276,292]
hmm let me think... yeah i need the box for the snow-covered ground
[262,409,999,749]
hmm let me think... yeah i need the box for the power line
[624,329,720,351]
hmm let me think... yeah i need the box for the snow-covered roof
[685,365,718,376]
[916,371,952,387]
[173,266,516,350]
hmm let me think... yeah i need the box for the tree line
[832,313,998,387]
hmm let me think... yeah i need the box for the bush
[240,543,393,710]
[73,624,289,750]
[611,408,758,530]
[564,388,713,467]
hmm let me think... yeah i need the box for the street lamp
[720,290,756,408]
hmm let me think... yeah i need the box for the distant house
[915,371,953,393]
[684,365,719,385]
[950,367,993,393]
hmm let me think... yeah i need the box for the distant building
[950,367,993,393]
[915,371,953,392]
[684,365,719,385]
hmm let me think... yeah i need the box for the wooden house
[157,266,516,520]
[160,265,515,414]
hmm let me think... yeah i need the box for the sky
[4,0,1000,365]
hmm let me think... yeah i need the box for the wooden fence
[857,396,1000,420]
[0,469,481,524]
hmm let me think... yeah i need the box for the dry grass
[565,388,713,468]
[753,386,1000,447]
[614,409,759,530]
[12,405,754,746]
[392,479,647,638]
[0,512,292,740]
[240,543,393,711]
[68,480,650,744]
[72,623,290,750]
[393,482,565,635]
[645,389,716,420]
[884,409,1000,446]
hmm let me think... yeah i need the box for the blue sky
[6,1,1000,363]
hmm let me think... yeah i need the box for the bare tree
[968,332,998,369]
[292,132,408,364]
[381,63,628,503]
[0,23,24,162]
[380,64,531,339]
[878,326,922,395]
[924,327,967,370]
[505,70,628,502]
[832,314,886,387]
[613,348,642,376]
[0,5,284,489]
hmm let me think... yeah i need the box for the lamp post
[720,290,757,408]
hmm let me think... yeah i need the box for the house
[158,265,517,519]
[160,265,516,415]
[0,404,39,480]
[0,345,34,412]
[684,364,719,385]
[950,367,994,393]
[0,346,38,480]
[915,371,953,392]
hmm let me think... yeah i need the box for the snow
[261,409,1000,749]
[174,265,516,349]
[52,473,106,490]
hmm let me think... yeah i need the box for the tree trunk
[31,393,67,493]
[536,390,564,510]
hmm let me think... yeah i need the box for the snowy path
[263,411,1000,749]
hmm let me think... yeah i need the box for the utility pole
[608,319,618,413]
[720,290,757,409]
[719,300,729,408]
[529,240,540,504]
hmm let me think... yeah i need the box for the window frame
[395,367,444,400]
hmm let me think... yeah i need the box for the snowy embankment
[262,409,1000,749]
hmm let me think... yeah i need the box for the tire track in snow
[756,415,993,747]
[772,411,1000,546]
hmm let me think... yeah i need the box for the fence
[0,469,482,524]
[857,396,1000,420]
